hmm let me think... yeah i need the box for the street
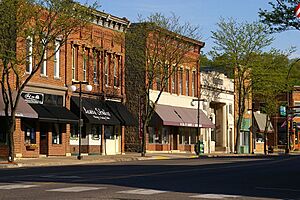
[0,155,299,200]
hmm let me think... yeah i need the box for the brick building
[125,23,214,153]
[0,8,133,158]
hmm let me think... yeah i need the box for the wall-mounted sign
[83,107,111,120]
[21,92,44,104]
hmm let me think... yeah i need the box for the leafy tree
[126,13,202,156]
[0,0,95,161]
[259,0,300,32]
[252,50,291,154]
[210,18,273,153]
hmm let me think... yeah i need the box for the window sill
[40,74,48,78]
[54,76,61,80]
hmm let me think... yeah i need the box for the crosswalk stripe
[47,186,105,192]
[0,184,38,190]
[190,194,241,199]
[117,189,167,195]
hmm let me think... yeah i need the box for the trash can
[194,140,204,156]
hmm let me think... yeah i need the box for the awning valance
[71,97,120,125]
[0,92,38,118]
[152,104,215,128]
[30,104,78,123]
[106,101,137,126]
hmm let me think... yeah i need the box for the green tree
[0,0,96,161]
[210,18,273,153]
[259,0,300,32]
[126,13,202,156]
[252,50,290,154]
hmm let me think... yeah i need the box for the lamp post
[191,98,207,143]
[70,81,92,160]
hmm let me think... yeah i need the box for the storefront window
[148,127,161,144]
[0,119,7,143]
[23,120,36,144]
[91,125,102,140]
[190,128,197,144]
[104,125,114,139]
[179,127,184,144]
[52,123,62,144]
[162,127,169,144]
[70,124,78,138]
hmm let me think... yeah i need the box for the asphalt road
[0,155,299,200]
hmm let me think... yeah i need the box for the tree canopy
[259,0,300,32]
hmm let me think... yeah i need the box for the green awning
[240,118,251,131]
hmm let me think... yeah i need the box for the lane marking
[47,186,105,192]
[256,186,300,192]
[190,194,241,199]
[40,175,81,179]
[117,189,167,195]
[0,184,38,190]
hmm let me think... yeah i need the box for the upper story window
[192,71,196,97]
[104,54,109,85]
[83,52,87,82]
[185,69,189,96]
[41,48,47,76]
[71,45,77,81]
[156,76,161,91]
[26,36,33,73]
[172,70,177,94]
[54,40,60,78]
[93,52,98,84]
[179,68,183,95]
[113,55,119,87]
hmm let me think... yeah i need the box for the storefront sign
[21,92,44,104]
[83,107,111,120]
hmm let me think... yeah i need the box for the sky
[83,0,299,58]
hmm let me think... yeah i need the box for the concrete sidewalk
[0,151,297,168]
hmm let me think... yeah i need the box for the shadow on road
[0,155,299,199]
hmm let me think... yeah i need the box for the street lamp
[191,98,207,141]
[70,81,92,160]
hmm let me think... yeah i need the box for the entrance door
[172,133,178,150]
[104,126,117,155]
[39,123,48,155]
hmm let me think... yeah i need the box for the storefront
[148,104,215,153]
[71,97,135,155]
[22,91,78,157]
[0,93,38,158]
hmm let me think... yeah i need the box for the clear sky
[84,0,299,58]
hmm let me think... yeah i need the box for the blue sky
[84,0,299,58]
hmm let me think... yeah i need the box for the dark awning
[30,104,78,123]
[0,92,38,118]
[152,104,215,128]
[106,101,137,126]
[71,97,120,125]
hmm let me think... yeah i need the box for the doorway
[39,123,48,155]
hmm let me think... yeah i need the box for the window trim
[54,40,60,78]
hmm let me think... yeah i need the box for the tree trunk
[6,116,15,162]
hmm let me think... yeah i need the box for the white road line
[0,184,38,190]
[256,186,300,192]
[47,186,105,192]
[117,188,167,195]
[40,175,81,179]
[190,194,241,199]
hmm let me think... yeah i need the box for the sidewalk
[0,151,297,168]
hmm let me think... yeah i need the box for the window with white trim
[71,45,76,80]
[93,52,98,84]
[192,71,196,97]
[185,69,189,96]
[104,54,109,85]
[41,48,47,76]
[179,68,183,95]
[26,36,33,73]
[83,52,87,82]
[54,40,60,78]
